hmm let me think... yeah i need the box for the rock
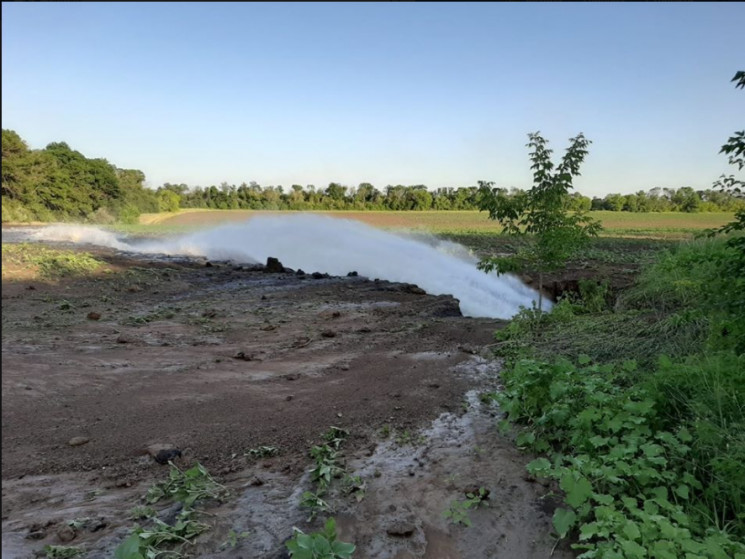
[116,335,132,344]
[386,521,415,537]
[282,267,295,274]
[147,443,182,464]
[154,449,182,465]
[158,502,184,526]
[321,330,336,338]
[285,395,294,401]
[402,284,426,295]
[347,271,358,277]
[57,524,76,542]
[311,272,328,279]
[264,257,285,273]
[248,475,265,486]
[68,437,90,447]
[26,285,36,290]
[88,518,107,533]
[296,269,306,276]
[26,530,46,540]
[233,351,255,361]
[205,261,213,268]
[126,285,142,293]
[87,312,101,321]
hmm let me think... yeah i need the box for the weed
[286,518,355,559]
[145,462,228,507]
[322,426,349,450]
[219,529,251,550]
[341,475,366,502]
[309,444,343,491]
[394,429,426,447]
[443,488,489,527]
[245,445,279,459]
[300,491,333,521]
[114,508,209,559]
[128,506,156,520]
[2,243,106,281]
[379,424,391,438]
[501,357,745,557]
[43,546,84,559]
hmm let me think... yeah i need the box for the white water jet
[30,215,550,318]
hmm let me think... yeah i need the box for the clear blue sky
[2,2,743,197]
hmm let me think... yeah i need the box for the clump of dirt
[1,238,570,558]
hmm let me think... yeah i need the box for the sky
[2,2,743,197]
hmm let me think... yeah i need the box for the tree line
[2,128,743,223]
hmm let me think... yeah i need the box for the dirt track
[2,239,573,558]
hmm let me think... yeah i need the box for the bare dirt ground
[2,234,573,558]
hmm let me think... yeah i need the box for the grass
[1,243,108,281]
[492,235,745,557]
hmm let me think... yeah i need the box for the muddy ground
[2,234,574,558]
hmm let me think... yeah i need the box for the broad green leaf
[622,520,641,541]
[674,484,689,500]
[526,457,551,476]
[114,534,144,559]
[560,471,593,508]
[552,508,576,538]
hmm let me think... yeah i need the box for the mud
[2,233,571,558]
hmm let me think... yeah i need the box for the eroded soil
[2,237,572,558]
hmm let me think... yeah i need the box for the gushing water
[30,215,549,318]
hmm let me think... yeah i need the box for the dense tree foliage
[3,128,744,223]
[1,130,157,223]
[161,181,744,214]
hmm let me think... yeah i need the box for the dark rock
[57,524,76,542]
[264,257,285,273]
[321,330,337,338]
[311,272,328,279]
[402,284,426,295]
[154,449,182,465]
[157,502,184,526]
[234,351,255,361]
[116,335,132,344]
[282,267,295,274]
[248,476,265,486]
[285,395,294,401]
[26,530,46,540]
[296,269,306,276]
[68,437,90,447]
[87,312,101,320]
[386,521,415,537]
[26,285,36,290]
[347,271,358,277]
[88,518,107,532]
[205,261,213,268]
[428,296,462,317]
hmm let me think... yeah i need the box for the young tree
[712,71,744,265]
[477,131,602,310]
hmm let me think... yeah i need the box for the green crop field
[129,209,735,239]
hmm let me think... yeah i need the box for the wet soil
[2,238,572,558]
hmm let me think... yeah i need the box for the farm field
[135,209,736,238]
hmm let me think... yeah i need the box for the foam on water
[30,215,550,318]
